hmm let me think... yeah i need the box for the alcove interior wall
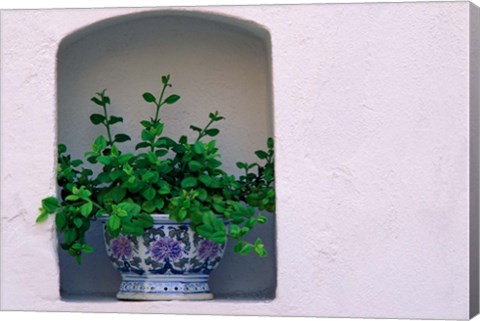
[56,11,275,300]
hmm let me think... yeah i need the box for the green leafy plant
[37,74,275,264]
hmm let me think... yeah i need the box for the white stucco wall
[1,2,478,319]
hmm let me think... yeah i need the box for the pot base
[116,276,214,301]
[117,292,213,301]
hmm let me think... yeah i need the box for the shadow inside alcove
[56,10,276,301]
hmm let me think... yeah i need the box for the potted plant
[36,75,275,300]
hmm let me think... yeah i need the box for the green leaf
[141,129,154,142]
[193,141,204,154]
[241,226,251,236]
[36,209,49,223]
[142,171,159,183]
[111,145,119,158]
[140,120,151,128]
[229,224,240,237]
[85,154,98,164]
[257,215,268,224]
[65,195,79,202]
[91,97,104,106]
[236,162,246,169]
[112,205,128,217]
[240,243,253,255]
[55,213,67,230]
[72,243,82,250]
[205,128,220,137]
[109,187,127,203]
[198,175,212,186]
[254,239,267,257]
[147,152,157,164]
[207,159,222,168]
[71,160,83,167]
[254,245,267,257]
[212,195,223,204]
[164,94,180,104]
[94,135,107,151]
[42,197,59,213]
[213,203,225,213]
[143,92,156,103]
[138,213,154,228]
[188,160,203,172]
[212,217,225,232]
[129,203,142,216]
[197,226,213,238]
[196,188,208,201]
[155,198,165,210]
[82,245,94,253]
[58,144,67,154]
[97,172,112,184]
[97,155,111,165]
[141,187,156,201]
[267,137,274,149]
[153,123,164,135]
[247,163,257,170]
[162,75,169,85]
[73,217,83,228]
[178,208,188,220]
[135,142,150,150]
[246,217,257,229]
[90,114,105,125]
[109,116,123,125]
[202,211,215,230]
[64,229,78,245]
[181,177,198,189]
[155,149,168,157]
[233,242,252,255]
[118,153,133,165]
[142,200,156,213]
[108,215,121,231]
[122,223,144,236]
[255,150,269,160]
[80,202,93,218]
[211,231,226,244]
[78,187,91,199]
[173,144,186,154]
[114,134,131,143]
[190,125,202,132]
[158,181,171,195]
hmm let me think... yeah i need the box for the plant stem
[91,200,107,213]
[103,105,113,145]
[196,118,215,142]
[154,83,168,123]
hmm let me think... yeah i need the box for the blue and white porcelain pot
[100,214,226,300]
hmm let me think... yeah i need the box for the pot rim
[99,213,181,223]
[98,213,229,223]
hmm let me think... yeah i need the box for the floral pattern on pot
[104,227,144,275]
[103,215,227,277]
[110,235,133,260]
[149,237,184,261]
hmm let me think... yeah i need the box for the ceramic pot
[100,214,226,300]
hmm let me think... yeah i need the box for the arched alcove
[56,10,275,301]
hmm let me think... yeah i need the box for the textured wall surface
[0,2,478,319]
[470,3,480,318]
